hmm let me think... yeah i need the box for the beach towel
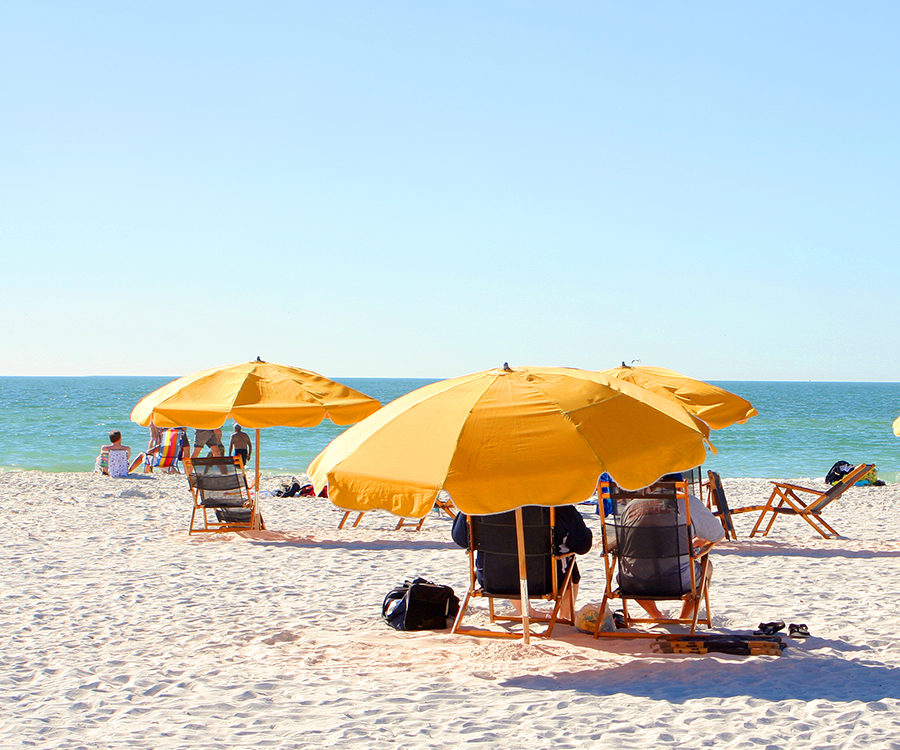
[107,450,130,478]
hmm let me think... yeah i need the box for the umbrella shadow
[500,650,900,703]
[712,540,900,559]
[237,530,458,552]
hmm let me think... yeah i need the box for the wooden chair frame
[451,507,577,644]
[594,480,713,639]
[749,463,874,539]
[337,495,456,531]
[705,470,767,540]
[186,456,265,534]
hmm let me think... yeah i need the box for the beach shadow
[501,651,900,703]
[713,540,900,559]
[237,530,457,552]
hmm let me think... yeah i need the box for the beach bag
[381,577,460,631]
[826,461,855,485]
[575,602,615,634]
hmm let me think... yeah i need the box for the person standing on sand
[191,428,222,458]
[229,425,252,466]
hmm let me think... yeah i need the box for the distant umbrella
[598,364,758,430]
[131,359,381,493]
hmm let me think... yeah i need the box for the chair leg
[750,491,778,537]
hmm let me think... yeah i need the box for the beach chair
[595,480,713,638]
[185,456,265,534]
[706,471,767,541]
[451,506,578,644]
[129,428,186,474]
[749,463,874,539]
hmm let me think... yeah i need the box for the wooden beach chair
[749,463,874,539]
[185,456,265,534]
[451,506,577,644]
[706,471,767,540]
[595,480,713,638]
[337,494,454,531]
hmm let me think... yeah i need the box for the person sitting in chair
[95,430,131,478]
[616,474,724,621]
[452,505,592,620]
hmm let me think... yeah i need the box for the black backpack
[825,461,855,485]
[382,578,460,631]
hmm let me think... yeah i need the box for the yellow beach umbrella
[131,358,381,492]
[599,364,758,430]
[308,364,713,518]
[892,414,900,436]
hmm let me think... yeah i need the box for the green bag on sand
[575,602,615,634]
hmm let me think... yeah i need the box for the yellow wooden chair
[451,506,578,644]
[595,480,713,638]
[749,463,874,539]
[185,456,265,534]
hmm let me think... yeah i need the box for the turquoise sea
[1,377,899,481]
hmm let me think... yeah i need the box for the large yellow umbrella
[892,414,900,436]
[131,358,381,492]
[599,364,758,430]
[308,364,713,518]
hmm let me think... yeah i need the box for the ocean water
[0,377,899,481]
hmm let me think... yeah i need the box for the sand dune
[2,470,899,748]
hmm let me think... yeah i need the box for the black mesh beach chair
[596,480,713,638]
[451,506,577,644]
[185,456,265,534]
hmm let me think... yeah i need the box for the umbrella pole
[515,507,531,645]
[255,429,261,498]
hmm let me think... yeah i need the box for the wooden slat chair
[185,456,265,534]
[451,506,577,644]
[749,463,874,539]
[595,480,713,638]
[336,511,426,531]
[337,493,455,531]
[706,470,767,541]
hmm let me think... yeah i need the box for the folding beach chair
[129,428,186,474]
[451,506,578,644]
[185,456,265,534]
[749,463,874,539]
[706,471,767,541]
[595,480,713,638]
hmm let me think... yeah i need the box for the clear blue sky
[2,2,898,381]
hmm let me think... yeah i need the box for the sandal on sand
[755,620,786,635]
[789,623,810,638]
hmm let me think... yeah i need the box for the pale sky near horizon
[2,2,898,382]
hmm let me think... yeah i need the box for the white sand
[2,470,900,749]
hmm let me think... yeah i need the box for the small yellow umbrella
[131,358,381,492]
[599,364,758,430]
[308,364,713,518]
[892,414,900,436]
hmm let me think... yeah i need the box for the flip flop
[789,623,810,638]
[755,620,786,635]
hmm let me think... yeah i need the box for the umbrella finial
[256,356,262,362]
[503,362,512,372]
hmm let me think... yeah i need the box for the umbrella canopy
[893,414,900,437]
[131,359,381,491]
[308,365,713,518]
[131,359,380,429]
[598,364,758,430]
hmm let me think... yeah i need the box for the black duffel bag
[382,577,460,631]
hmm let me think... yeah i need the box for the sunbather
[451,505,592,620]
[616,475,724,620]
[95,430,131,478]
